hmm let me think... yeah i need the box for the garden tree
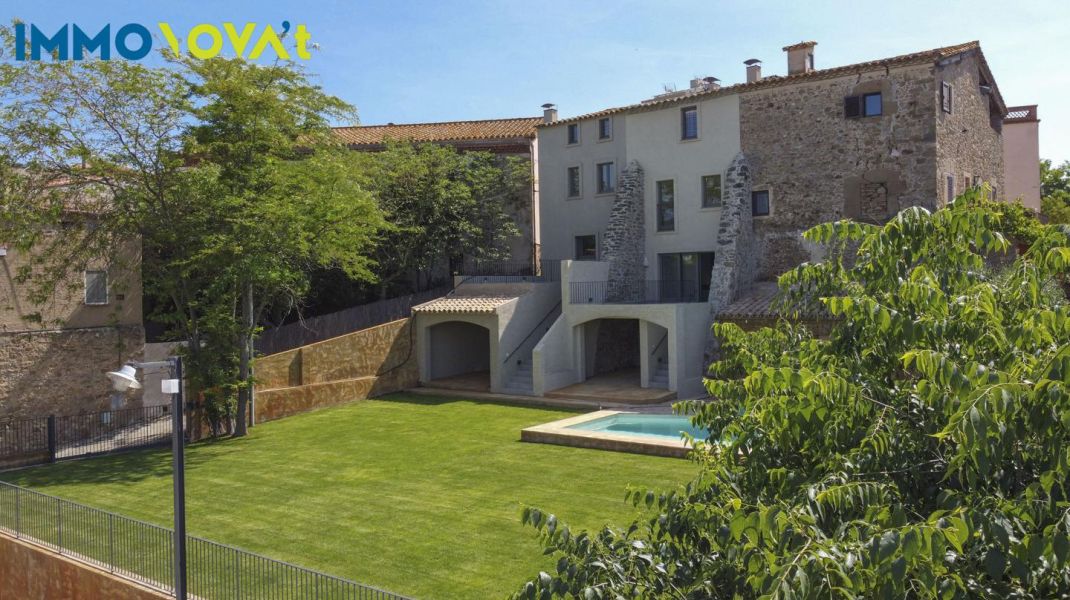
[349,141,525,298]
[1041,159,1070,224]
[0,36,386,434]
[516,189,1070,599]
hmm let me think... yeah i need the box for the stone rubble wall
[252,318,418,423]
[0,325,145,419]
[601,161,645,302]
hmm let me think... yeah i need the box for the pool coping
[520,410,696,458]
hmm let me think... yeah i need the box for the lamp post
[107,357,187,600]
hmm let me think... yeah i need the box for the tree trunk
[234,282,254,437]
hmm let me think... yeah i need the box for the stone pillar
[705,153,756,363]
[601,161,645,303]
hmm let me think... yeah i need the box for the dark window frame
[751,190,770,217]
[862,92,882,117]
[701,174,723,208]
[656,179,676,232]
[596,162,616,195]
[567,123,580,145]
[84,270,109,305]
[567,165,582,198]
[680,106,698,140]
[574,235,598,261]
[598,117,612,140]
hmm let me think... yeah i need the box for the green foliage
[517,190,1070,599]
[1041,159,1070,224]
[351,141,525,296]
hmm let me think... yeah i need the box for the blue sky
[7,0,1068,162]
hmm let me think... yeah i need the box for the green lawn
[1,394,696,599]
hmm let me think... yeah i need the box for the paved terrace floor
[545,370,675,405]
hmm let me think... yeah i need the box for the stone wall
[740,62,940,280]
[601,161,645,301]
[708,153,756,314]
[935,50,1005,203]
[0,533,169,600]
[253,318,418,423]
[0,325,145,419]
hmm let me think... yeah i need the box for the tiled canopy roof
[333,117,541,146]
[541,41,1003,127]
[1004,105,1039,123]
[412,296,515,314]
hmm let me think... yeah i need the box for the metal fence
[0,406,172,470]
[255,286,452,356]
[456,259,561,283]
[0,481,410,599]
[569,280,703,304]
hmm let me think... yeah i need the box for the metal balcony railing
[455,259,561,284]
[569,280,704,304]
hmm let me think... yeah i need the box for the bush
[517,190,1070,599]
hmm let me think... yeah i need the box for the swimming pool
[566,414,708,441]
[521,410,709,458]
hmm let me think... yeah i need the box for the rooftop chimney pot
[744,58,762,84]
[783,41,816,76]
[542,103,558,124]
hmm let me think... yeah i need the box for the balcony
[569,280,704,304]
[455,259,561,284]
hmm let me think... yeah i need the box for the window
[751,190,770,216]
[574,235,597,261]
[656,180,675,231]
[84,270,108,305]
[806,52,814,70]
[596,162,615,194]
[863,93,882,116]
[845,93,883,118]
[702,174,722,208]
[567,123,580,145]
[567,166,581,198]
[681,106,698,140]
[598,117,612,140]
[972,175,981,188]
[941,82,953,113]
[946,175,955,202]
[659,252,714,302]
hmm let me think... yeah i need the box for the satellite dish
[106,364,142,392]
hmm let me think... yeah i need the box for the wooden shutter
[844,96,861,118]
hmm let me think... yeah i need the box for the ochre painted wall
[253,318,418,423]
[0,533,169,600]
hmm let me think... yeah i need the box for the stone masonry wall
[253,318,418,423]
[708,153,756,315]
[740,62,940,280]
[934,51,1005,204]
[0,325,145,419]
[601,161,645,301]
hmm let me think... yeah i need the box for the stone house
[0,203,144,419]
[411,40,1026,403]
[332,117,542,269]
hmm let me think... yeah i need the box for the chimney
[690,76,720,91]
[783,41,816,76]
[744,58,762,83]
[541,103,558,124]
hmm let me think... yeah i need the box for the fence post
[46,415,57,463]
[14,487,20,539]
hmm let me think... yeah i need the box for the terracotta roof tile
[541,41,1002,128]
[333,117,541,146]
[782,41,817,51]
[412,296,515,314]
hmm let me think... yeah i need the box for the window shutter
[844,96,861,118]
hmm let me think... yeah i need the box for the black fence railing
[0,406,172,470]
[0,481,411,599]
[569,280,704,304]
[256,286,452,356]
[456,259,561,283]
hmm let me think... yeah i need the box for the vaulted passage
[427,321,490,391]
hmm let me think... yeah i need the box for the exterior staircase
[503,359,535,395]
[649,360,669,389]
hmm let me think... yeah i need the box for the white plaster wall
[415,312,500,387]
[495,282,562,388]
[625,94,741,279]
[537,117,627,262]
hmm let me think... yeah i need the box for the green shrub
[517,190,1070,599]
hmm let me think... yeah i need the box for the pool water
[567,414,708,441]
